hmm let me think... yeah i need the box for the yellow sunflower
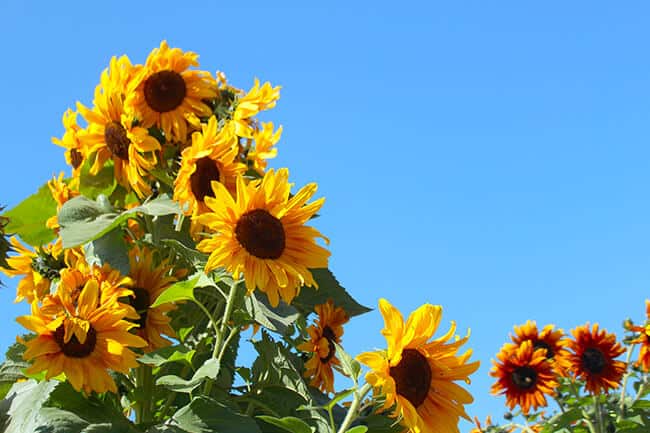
[52,109,86,185]
[630,301,650,372]
[126,40,217,143]
[196,168,330,307]
[46,172,80,232]
[232,79,281,138]
[357,299,479,433]
[297,300,349,393]
[490,340,557,415]
[17,278,146,394]
[78,55,160,197]
[173,116,246,216]
[2,237,65,304]
[566,323,626,394]
[247,122,281,175]
[125,245,178,351]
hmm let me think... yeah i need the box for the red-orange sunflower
[566,323,626,394]
[630,300,650,371]
[509,320,570,374]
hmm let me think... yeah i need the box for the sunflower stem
[616,343,635,421]
[336,382,372,433]
[593,396,603,433]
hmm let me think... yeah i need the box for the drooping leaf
[256,416,313,433]
[156,358,220,393]
[138,345,195,368]
[170,396,261,433]
[333,343,361,383]
[244,292,300,335]
[3,182,57,246]
[293,269,370,317]
[151,274,200,308]
[84,228,130,275]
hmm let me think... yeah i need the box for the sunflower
[247,122,281,175]
[566,323,626,394]
[78,55,160,197]
[2,237,65,304]
[173,116,246,216]
[490,340,558,415]
[46,172,80,232]
[232,79,281,138]
[630,301,650,372]
[125,245,178,351]
[297,300,349,393]
[196,168,330,307]
[509,320,570,374]
[357,299,479,433]
[52,109,86,185]
[17,278,146,394]
[125,40,217,143]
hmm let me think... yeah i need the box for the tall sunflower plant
[0,41,480,433]
[475,315,650,433]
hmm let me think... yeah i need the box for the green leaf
[138,345,195,367]
[0,340,29,399]
[333,343,361,383]
[3,182,57,246]
[171,396,261,433]
[244,292,300,335]
[325,388,355,412]
[162,239,207,267]
[151,274,200,308]
[157,358,220,393]
[345,427,368,433]
[257,416,313,433]
[294,269,370,317]
[84,228,130,275]
[59,194,181,248]
[78,159,117,200]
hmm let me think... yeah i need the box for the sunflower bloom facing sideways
[509,320,569,374]
[630,301,650,372]
[566,323,626,394]
[51,109,86,184]
[125,246,179,351]
[490,340,558,415]
[174,116,246,216]
[297,300,349,394]
[17,278,146,394]
[126,40,217,143]
[232,79,281,138]
[196,168,330,307]
[357,299,479,433]
[46,172,80,232]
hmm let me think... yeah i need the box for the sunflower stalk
[616,343,636,421]
[335,382,372,433]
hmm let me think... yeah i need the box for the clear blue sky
[2,2,650,431]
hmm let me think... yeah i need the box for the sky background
[2,2,650,432]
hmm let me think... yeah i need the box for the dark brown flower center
[143,70,187,113]
[512,366,537,390]
[582,347,606,374]
[190,157,221,202]
[129,287,151,328]
[319,325,336,363]
[54,324,97,358]
[389,349,432,408]
[533,340,554,359]
[235,209,286,259]
[70,149,83,169]
[104,121,130,160]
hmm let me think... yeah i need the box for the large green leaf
[59,194,181,248]
[170,396,261,433]
[293,269,370,317]
[84,228,130,275]
[0,340,29,399]
[3,182,57,246]
[151,274,200,308]
[244,292,300,335]
[257,416,313,433]
[157,358,220,393]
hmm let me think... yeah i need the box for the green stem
[134,365,154,424]
[336,383,372,433]
[553,395,566,414]
[593,396,603,433]
[617,344,636,421]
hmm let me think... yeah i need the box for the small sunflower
[173,116,246,216]
[490,340,558,415]
[297,300,349,393]
[630,301,650,372]
[509,320,570,374]
[2,237,65,304]
[126,40,217,143]
[566,323,626,394]
[357,299,479,433]
[17,278,146,394]
[232,79,281,138]
[247,122,281,175]
[78,55,160,197]
[125,245,178,351]
[196,168,330,307]
[46,172,80,232]
[52,109,86,185]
